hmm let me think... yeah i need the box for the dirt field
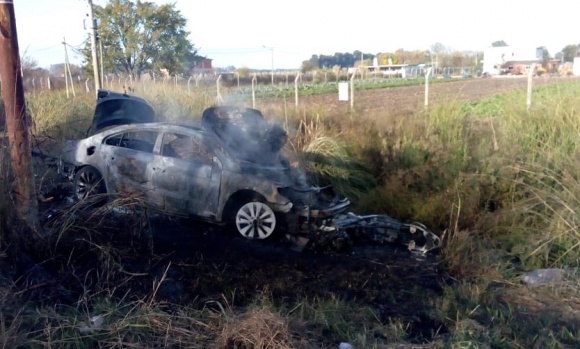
[278,75,577,115]
[24,76,578,345]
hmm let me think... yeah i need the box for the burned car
[60,90,350,240]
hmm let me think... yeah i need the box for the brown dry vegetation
[1,76,579,348]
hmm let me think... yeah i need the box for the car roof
[93,121,208,136]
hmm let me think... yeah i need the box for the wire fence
[21,66,531,111]
[21,66,484,94]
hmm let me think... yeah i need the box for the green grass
[226,77,436,100]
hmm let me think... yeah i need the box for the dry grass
[214,306,306,349]
[2,80,580,348]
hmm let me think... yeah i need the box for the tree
[430,42,446,54]
[49,63,82,78]
[301,55,318,73]
[21,54,49,80]
[236,67,251,78]
[491,40,508,47]
[541,48,551,66]
[301,60,317,73]
[560,44,580,62]
[85,0,199,78]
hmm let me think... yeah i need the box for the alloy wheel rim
[235,202,276,239]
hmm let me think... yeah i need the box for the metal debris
[301,212,441,253]
[78,315,104,333]
[521,268,579,286]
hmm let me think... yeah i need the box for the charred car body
[60,90,350,240]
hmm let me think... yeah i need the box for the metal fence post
[252,74,257,109]
[526,65,534,112]
[294,73,301,108]
[216,74,223,105]
[350,71,356,109]
[425,67,432,111]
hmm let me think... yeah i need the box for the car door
[102,129,158,196]
[150,131,222,218]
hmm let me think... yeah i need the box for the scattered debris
[293,212,441,254]
[521,268,579,286]
[78,315,104,333]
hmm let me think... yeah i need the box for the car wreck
[60,90,350,239]
[60,90,439,252]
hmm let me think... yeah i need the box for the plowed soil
[266,75,575,115]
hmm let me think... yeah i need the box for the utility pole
[0,0,40,232]
[262,45,274,85]
[87,0,101,93]
[62,37,76,98]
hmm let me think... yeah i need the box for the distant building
[482,46,543,75]
[194,58,213,74]
[546,59,561,73]
[351,64,409,78]
[573,57,580,76]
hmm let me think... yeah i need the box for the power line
[28,44,61,52]
[26,39,87,53]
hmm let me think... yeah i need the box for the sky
[14,0,580,70]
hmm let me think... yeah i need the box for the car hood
[88,89,155,135]
[201,106,287,164]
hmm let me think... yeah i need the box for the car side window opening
[162,132,211,163]
[104,130,157,153]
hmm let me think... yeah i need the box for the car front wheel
[74,166,106,200]
[235,201,276,239]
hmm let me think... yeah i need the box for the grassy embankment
[1,80,579,348]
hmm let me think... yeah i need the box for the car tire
[234,201,277,239]
[73,166,106,201]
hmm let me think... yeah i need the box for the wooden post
[87,0,101,93]
[0,0,40,232]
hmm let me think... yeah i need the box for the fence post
[294,73,301,108]
[526,64,534,112]
[85,79,90,93]
[425,67,432,111]
[251,74,257,109]
[216,74,223,105]
[187,76,192,93]
[349,70,356,109]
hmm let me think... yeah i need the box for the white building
[482,46,543,75]
[573,57,580,76]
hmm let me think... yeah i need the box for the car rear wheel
[235,201,276,239]
[74,166,106,200]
